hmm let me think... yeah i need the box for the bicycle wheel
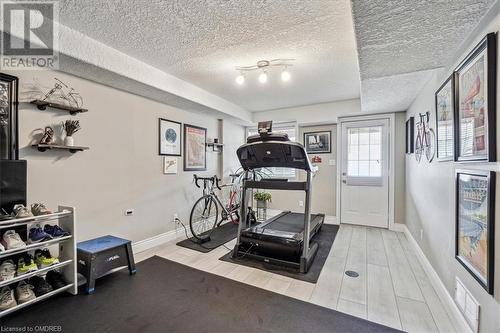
[415,134,423,163]
[189,195,219,242]
[424,128,435,162]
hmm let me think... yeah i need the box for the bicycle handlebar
[193,174,221,190]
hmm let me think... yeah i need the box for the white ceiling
[58,0,361,112]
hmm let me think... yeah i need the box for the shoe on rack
[31,203,52,216]
[46,270,66,290]
[29,276,53,296]
[28,224,53,244]
[1,230,27,250]
[0,208,13,222]
[34,248,59,268]
[17,255,38,276]
[11,204,33,219]
[0,242,4,252]
[44,224,70,238]
[0,286,17,311]
[0,260,16,282]
[15,281,36,304]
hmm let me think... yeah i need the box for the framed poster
[163,156,178,174]
[183,124,206,171]
[455,33,497,162]
[405,117,414,154]
[435,76,454,161]
[455,169,495,294]
[159,118,181,156]
[0,73,19,160]
[304,131,331,154]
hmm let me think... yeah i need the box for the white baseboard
[132,228,179,254]
[402,225,472,333]
[389,222,406,232]
[324,215,338,225]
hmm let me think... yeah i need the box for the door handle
[342,179,347,184]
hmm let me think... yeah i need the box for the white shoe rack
[0,205,77,318]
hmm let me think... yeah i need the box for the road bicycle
[42,78,83,108]
[415,111,435,163]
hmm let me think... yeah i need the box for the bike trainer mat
[1,256,400,333]
[176,221,238,253]
[220,224,339,283]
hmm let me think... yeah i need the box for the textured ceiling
[351,0,497,112]
[58,0,360,112]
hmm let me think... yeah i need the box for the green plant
[254,191,272,202]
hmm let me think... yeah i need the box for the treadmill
[232,121,324,273]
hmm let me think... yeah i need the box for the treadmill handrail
[244,180,308,191]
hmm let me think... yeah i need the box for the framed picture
[0,73,19,160]
[455,33,497,162]
[163,156,178,174]
[184,124,206,171]
[435,76,455,161]
[405,117,414,154]
[304,131,331,154]
[455,169,495,294]
[159,118,181,156]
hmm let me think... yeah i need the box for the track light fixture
[235,59,294,85]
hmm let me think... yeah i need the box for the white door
[340,119,389,228]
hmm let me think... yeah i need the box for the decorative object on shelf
[62,120,81,147]
[414,111,435,163]
[235,59,295,85]
[184,124,207,171]
[0,73,19,160]
[41,78,83,109]
[455,169,495,294]
[254,191,272,223]
[32,144,89,154]
[39,126,54,145]
[311,155,322,163]
[163,156,178,174]
[435,75,455,161]
[206,138,224,152]
[159,118,181,156]
[304,131,331,154]
[405,117,415,154]
[455,33,497,162]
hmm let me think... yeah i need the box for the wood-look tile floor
[135,224,457,333]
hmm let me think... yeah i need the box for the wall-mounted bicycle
[415,111,435,163]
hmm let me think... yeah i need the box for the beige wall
[7,69,244,243]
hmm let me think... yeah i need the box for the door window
[346,126,383,185]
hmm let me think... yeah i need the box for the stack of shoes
[35,249,59,268]
[15,281,36,304]
[46,270,67,289]
[29,276,53,296]
[0,260,16,282]
[28,224,53,244]
[11,204,32,219]
[44,224,70,238]
[0,286,17,311]
[17,254,38,276]
[1,230,26,250]
[31,204,52,216]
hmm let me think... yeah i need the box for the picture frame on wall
[159,118,181,156]
[455,33,497,162]
[435,75,455,161]
[303,131,331,154]
[163,156,178,174]
[455,169,495,294]
[0,73,19,160]
[184,124,207,171]
[405,117,414,154]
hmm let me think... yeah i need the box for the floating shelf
[206,142,224,152]
[32,144,89,154]
[30,99,88,115]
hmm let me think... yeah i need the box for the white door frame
[336,113,396,231]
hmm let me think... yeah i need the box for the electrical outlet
[124,209,134,216]
[299,201,304,207]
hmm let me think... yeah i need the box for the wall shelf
[32,144,89,154]
[206,142,224,152]
[30,100,88,115]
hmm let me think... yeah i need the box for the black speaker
[0,160,27,213]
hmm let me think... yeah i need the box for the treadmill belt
[264,213,321,233]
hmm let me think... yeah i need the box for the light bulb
[235,74,245,85]
[258,71,268,84]
[281,69,291,82]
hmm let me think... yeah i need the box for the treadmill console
[258,121,273,135]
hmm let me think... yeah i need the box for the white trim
[132,228,179,254]
[402,225,472,333]
[389,222,406,232]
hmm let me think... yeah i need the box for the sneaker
[31,203,51,216]
[44,224,70,238]
[11,204,33,218]
[29,276,53,296]
[0,287,17,311]
[15,281,36,304]
[1,230,26,250]
[46,270,66,289]
[34,249,59,268]
[0,260,16,282]
[0,242,4,252]
[28,224,53,243]
[17,255,38,276]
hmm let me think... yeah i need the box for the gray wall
[8,70,244,243]
[394,112,406,224]
[405,14,500,330]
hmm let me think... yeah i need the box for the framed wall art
[163,156,178,174]
[0,73,19,160]
[304,131,331,154]
[455,169,495,294]
[455,33,497,162]
[405,117,414,154]
[184,124,207,171]
[159,118,181,156]
[435,75,455,161]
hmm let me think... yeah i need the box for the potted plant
[62,120,81,146]
[254,191,272,222]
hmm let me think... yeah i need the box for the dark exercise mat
[220,224,339,283]
[1,256,400,333]
[176,221,238,253]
